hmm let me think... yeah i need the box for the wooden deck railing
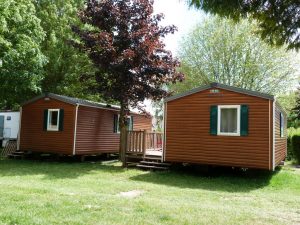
[145,132,163,152]
[126,130,163,155]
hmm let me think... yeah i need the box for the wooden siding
[133,114,152,131]
[165,88,272,170]
[75,106,152,155]
[19,98,75,154]
[274,103,287,165]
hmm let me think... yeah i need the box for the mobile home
[163,83,287,170]
[18,93,152,156]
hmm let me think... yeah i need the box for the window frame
[115,114,133,133]
[217,105,241,136]
[280,112,284,138]
[47,109,60,131]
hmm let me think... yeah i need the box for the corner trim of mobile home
[73,104,79,155]
[17,107,22,150]
[272,98,276,171]
[163,102,167,162]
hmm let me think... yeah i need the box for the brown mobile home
[163,83,287,170]
[18,93,152,155]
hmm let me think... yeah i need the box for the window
[217,105,240,136]
[114,115,133,133]
[47,109,60,131]
[280,113,284,137]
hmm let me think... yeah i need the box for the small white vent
[210,89,220,93]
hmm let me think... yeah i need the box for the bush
[292,136,300,164]
[287,128,300,162]
[288,128,296,160]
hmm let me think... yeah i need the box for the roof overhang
[21,93,148,115]
[164,83,274,103]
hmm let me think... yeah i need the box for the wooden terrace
[125,130,169,169]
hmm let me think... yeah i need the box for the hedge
[289,128,300,164]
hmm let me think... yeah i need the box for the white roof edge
[164,83,274,103]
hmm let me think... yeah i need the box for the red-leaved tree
[72,0,183,165]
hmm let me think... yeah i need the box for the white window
[114,115,133,133]
[47,109,60,131]
[218,105,240,136]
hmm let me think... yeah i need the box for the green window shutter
[43,109,48,131]
[210,105,218,135]
[240,105,249,136]
[59,109,64,131]
[113,114,118,133]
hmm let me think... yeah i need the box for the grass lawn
[0,159,299,225]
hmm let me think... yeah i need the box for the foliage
[287,128,300,160]
[277,91,299,128]
[291,87,300,129]
[187,0,300,50]
[0,0,101,110]
[152,99,164,131]
[33,0,99,101]
[73,0,183,163]
[291,131,300,164]
[0,0,47,109]
[170,16,297,95]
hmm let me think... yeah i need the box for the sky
[140,1,206,114]
[153,0,206,55]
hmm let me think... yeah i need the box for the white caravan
[0,111,20,147]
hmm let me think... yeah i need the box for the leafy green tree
[171,17,297,95]
[0,0,46,109]
[278,92,299,128]
[33,0,98,100]
[187,0,300,49]
[152,99,164,131]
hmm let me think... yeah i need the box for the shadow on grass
[0,158,125,180]
[130,165,281,193]
[0,158,281,192]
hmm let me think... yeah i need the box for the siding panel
[165,88,272,170]
[274,103,287,165]
[75,106,152,155]
[19,98,75,154]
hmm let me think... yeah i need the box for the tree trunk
[119,102,127,167]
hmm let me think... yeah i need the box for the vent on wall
[210,89,220,93]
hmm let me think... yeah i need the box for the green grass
[0,159,300,225]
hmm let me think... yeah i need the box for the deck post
[142,130,147,158]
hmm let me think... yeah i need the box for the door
[0,115,4,138]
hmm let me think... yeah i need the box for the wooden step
[143,156,162,161]
[11,151,25,155]
[126,154,143,159]
[8,154,24,158]
[139,161,171,166]
[7,150,26,158]
[125,162,139,167]
[137,164,169,170]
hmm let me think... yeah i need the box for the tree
[33,0,98,100]
[277,91,299,128]
[292,87,300,128]
[152,99,164,131]
[170,16,297,95]
[187,0,300,50]
[73,0,183,164]
[0,0,47,109]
